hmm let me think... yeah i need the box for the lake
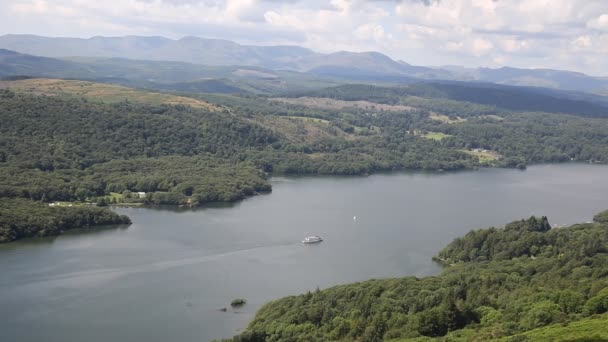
[1,164,608,342]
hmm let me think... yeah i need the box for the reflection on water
[1,164,608,342]
[142,201,243,213]
[0,224,132,251]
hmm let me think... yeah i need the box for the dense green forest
[0,85,479,209]
[274,84,608,165]
[0,157,271,205]
[0,198,130,242]
[291,83,608,119]
[4,81,608,183]
[226,212,608,342]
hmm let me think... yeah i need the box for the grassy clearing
[263,115,379,140]
[0,78,221,111]
[307,153,326,160]
[408,130,453,141]
[391,314,608,341]
[354,125,381,134]
[460,148,501,163]
[45,192,144,207]
[286,116,330,124]
[108,192,124,202]
[422,131,452,141]
[479,114,505,121]
[46,201,88,208]
[429,112,467,124]
[271,97,415,112]
[501,314,608,341]
[104,192,145,206]
[251,116,342,144]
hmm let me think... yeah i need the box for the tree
[593,210,608,223]
[583,288,608,316]
[97,197,108,207]
[417,307,449,337]
[521,300,563,330]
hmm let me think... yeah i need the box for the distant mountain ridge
[0,48,343,94]
[446,66,608,93]
[0,34,318,67]
[0,34,439,80]
[1,34,608,94]
[0,48,91,77]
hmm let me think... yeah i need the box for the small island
[231,298,247,307]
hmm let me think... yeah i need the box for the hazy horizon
[1,1,608,75]
[1,32,607,78]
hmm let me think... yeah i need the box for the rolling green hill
[0,78,221,110]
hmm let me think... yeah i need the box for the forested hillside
[276,84,608,165]
[0,89,274,169]
[292,83,608,118]
[3,79,608,242]
[0,82,485,179]
[227,212,608,342]
[0,88,275,203]
[3,79,608,208]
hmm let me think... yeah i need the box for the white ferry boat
[302,236,323,244]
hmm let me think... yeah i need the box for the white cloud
[330,0,351,13]
[11,0,49,13]
[572,35,592,49]
[471,37,493,56]
[354,23,387,41]
[587,14,608,31]
[501,38,529,53]
[2,0,608,74]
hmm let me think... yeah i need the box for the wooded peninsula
[225,211,608,342]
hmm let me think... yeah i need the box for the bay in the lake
[1,164,608,342]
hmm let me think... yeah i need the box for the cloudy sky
[2,0,608,75]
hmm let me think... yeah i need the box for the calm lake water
[1,164,608,342]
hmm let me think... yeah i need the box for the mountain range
[0,48,343,94]
[1,34,608,95]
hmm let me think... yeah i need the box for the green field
[422,131,452,141]
[460,149,502,163]
[286,116,331,124]
[429,112,467,124]
[390,314,608,341]
[502,314,608,341]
